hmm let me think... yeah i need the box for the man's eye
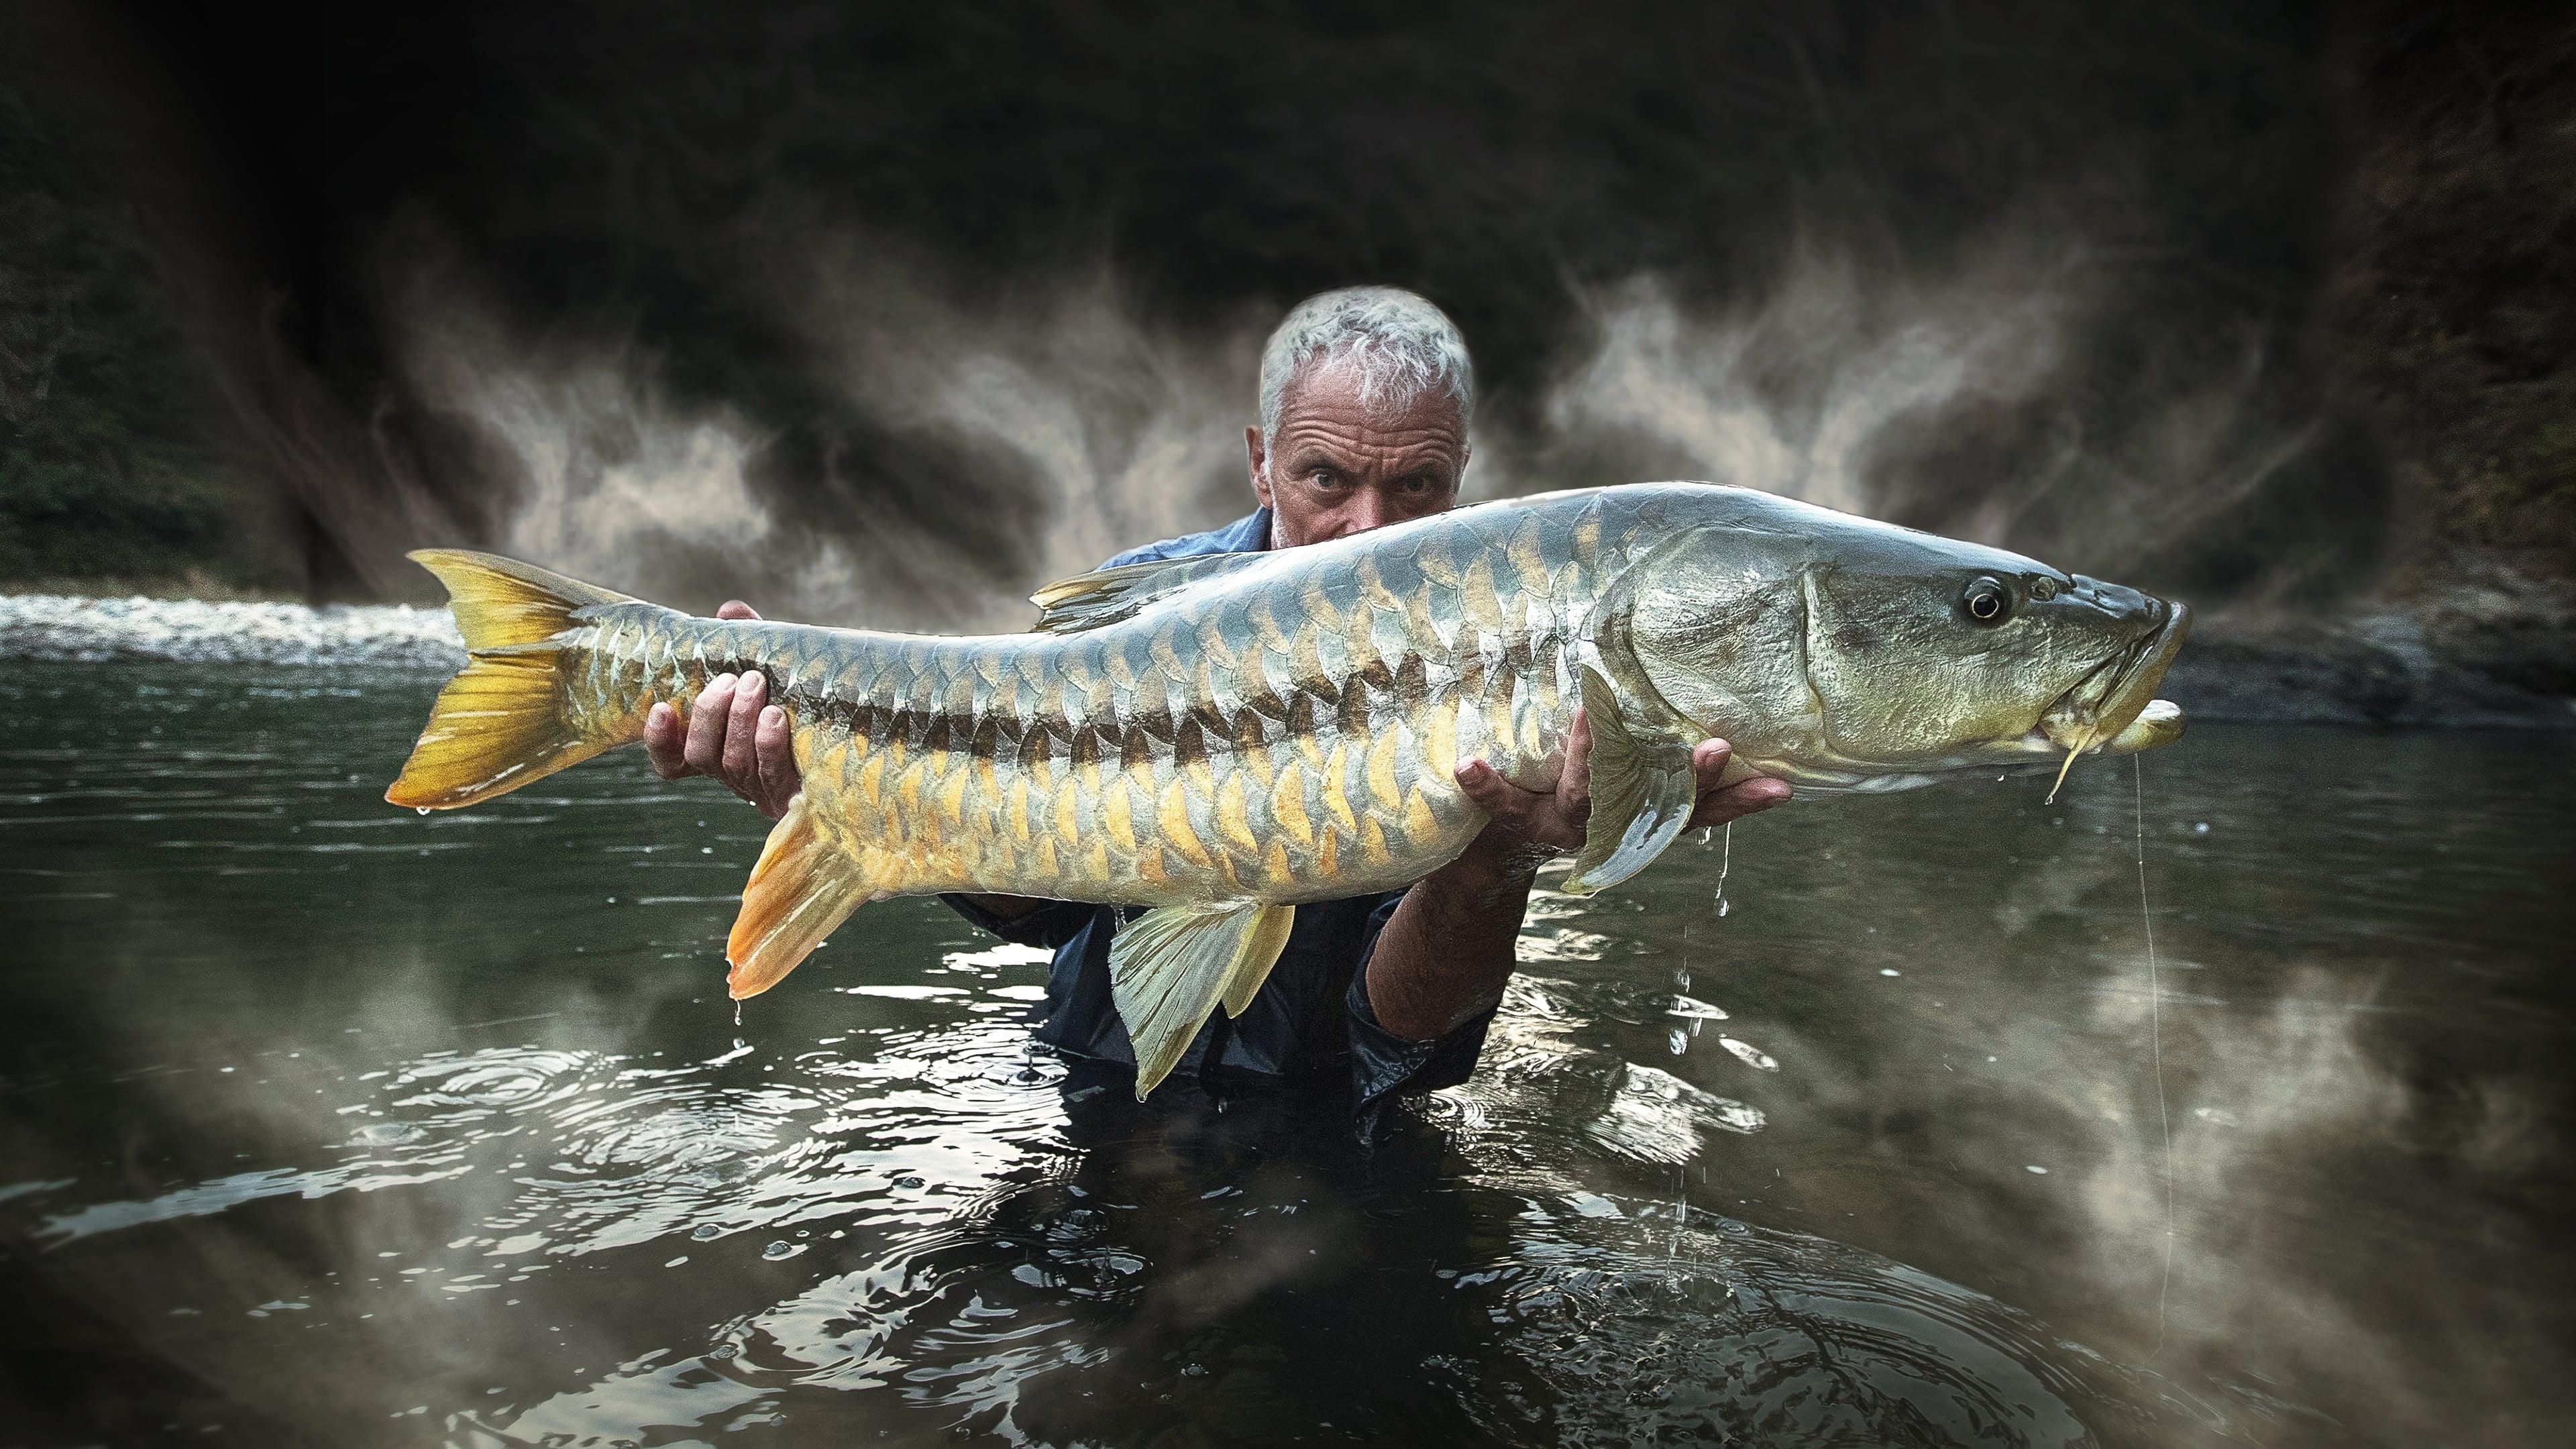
[1400,475,1435,495]
[1308,470,1340,489]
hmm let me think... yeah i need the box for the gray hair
[1256,286,1474,445]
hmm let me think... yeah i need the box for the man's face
[1247,360,1469,548]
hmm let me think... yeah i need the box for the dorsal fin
[1027,551,1267,633]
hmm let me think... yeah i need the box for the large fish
[388,484,2188,1094]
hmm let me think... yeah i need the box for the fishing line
[2135,753,2174,1363]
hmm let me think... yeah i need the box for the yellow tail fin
[386,549,635,810]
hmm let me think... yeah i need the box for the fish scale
[561,502,1609,906]
[388,482,2191,1097]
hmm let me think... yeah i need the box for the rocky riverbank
[0,594,464,670]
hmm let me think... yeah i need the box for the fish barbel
[389,483,2190,1094]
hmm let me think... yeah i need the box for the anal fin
[1108,901,1297,1098]
[726,792,879,1000]
[1561,665,1700,896]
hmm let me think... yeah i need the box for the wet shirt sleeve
[1342,890,1497,1132]
[938,894,1095,951]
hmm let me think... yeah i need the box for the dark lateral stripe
[790,584,1501,771]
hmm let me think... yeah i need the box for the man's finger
[716,600,762,621]
[644,702,690,779]
[1559,708,1593,808]
[724,672,767,790]
[1687,776,1793,830]
[1690,737,1734,789]
[1456,758,1540,822]
[755,705,797,818]
[684,674,737,775]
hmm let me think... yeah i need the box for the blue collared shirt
[942,506,1495,1127]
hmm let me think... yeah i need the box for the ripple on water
[34,1019,1067,1265]
[1480,1205,2171,1448]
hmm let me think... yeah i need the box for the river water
[1,661,2567,1446]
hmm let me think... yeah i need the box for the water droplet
[691,1223,721,1240]
[761,1240,804,1260]
[1880,967,1901,977]
[1672,965,1691,989]
[415,806,431,816]
[1717,898,1731,918]
[733,1001,742,1028]
[663,1256,688,1268]
[1667,1027,1689,1055]
[2025,1164,2049,1175]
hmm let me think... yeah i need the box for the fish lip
[2038,598,2192,751]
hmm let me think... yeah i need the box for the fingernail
[762,706,783,727]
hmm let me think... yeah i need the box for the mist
[20,0,2466,637]
[335,215,2373,646]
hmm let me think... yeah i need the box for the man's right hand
[642,600,800,819]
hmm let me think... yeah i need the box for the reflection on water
[1,663,2569,1446]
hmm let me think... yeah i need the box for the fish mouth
[2037,598,2192,757]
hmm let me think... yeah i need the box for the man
[645,287,1790,1126]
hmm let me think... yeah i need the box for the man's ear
[1245,425,1275,509]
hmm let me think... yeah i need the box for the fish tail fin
[386,549,636,810]
[727,792,879,999]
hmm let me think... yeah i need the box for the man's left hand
[1452,710,1792,858]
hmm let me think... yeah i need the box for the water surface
[2,662,2569,1446]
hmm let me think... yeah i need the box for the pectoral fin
[1560,666,1699,897]
[1108,901,1297,1098]
[726,793,878,1000]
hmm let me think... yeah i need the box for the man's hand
[1365,716,1790,1042]
[1452,710,1792,858]
[641,600,800,819]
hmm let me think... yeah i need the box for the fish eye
[1964,576,2011,625]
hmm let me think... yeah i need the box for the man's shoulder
[1102,507,1270,569]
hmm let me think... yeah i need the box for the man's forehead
[1274,359,1468,441]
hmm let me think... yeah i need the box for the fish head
[1625,508,2189,782]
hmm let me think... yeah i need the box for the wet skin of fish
[388,482,2190,1094]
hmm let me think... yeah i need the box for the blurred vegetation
[2328,2,2576,584]
[0,86,287,592]
[0,0,2568,600]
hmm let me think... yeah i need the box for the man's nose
[1346,487,1391,533]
